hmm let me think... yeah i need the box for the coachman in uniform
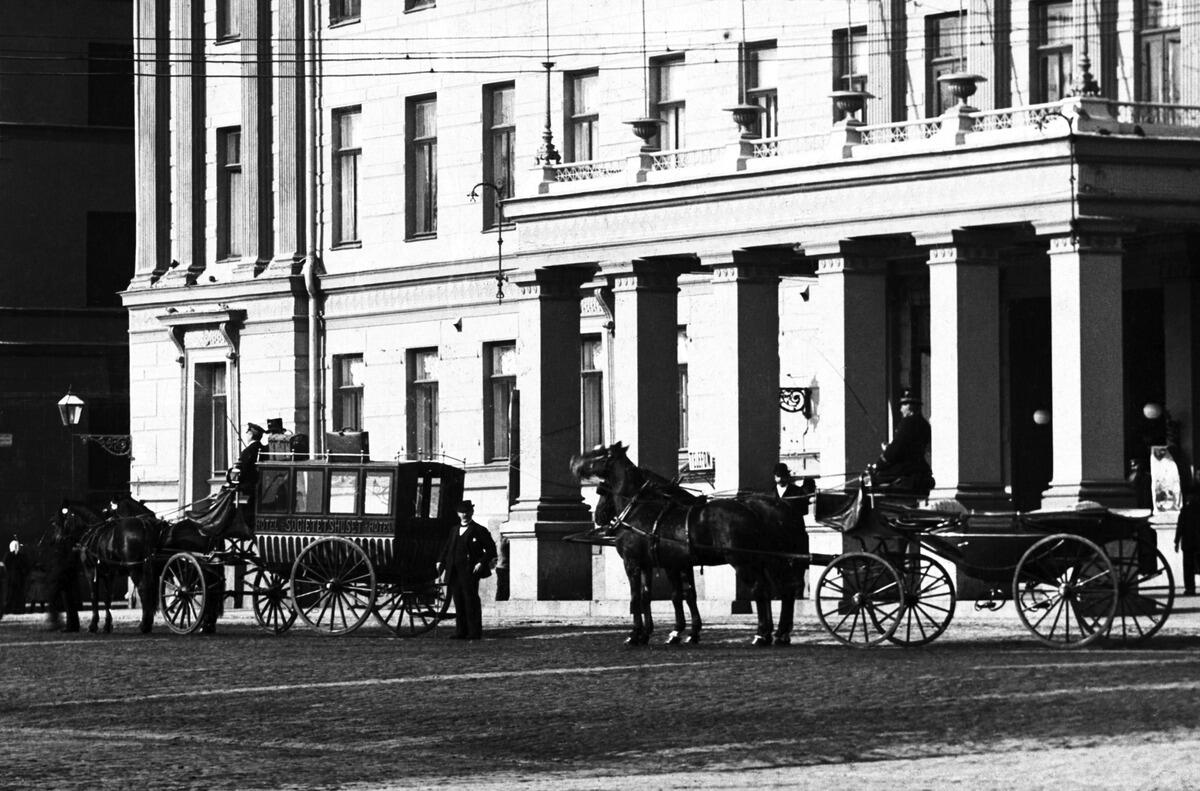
[872,389,934,497]
[438,500,497,640]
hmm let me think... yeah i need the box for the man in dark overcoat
[873,389,934,495]
[773,463,816,525]
[233,422,265,498]
[438,500,498,640]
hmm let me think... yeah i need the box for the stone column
[271,0,306,272]
[1042,230,1130,507]
[171,0,205,281]
[503,266,596,600]
[135,0,171,279]
[239,0,274,274]
[925,240,1007,508]
[609,261,680,478]
[692,256,780,493]
[867,0,906,123]
[814,252,888,484]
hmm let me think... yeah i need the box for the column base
[1040,479,1135,510]
[927,482,1011,512]
[502,500,594,601]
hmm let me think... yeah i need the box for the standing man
[439,500,498,640]
[773,463,816,522]
[1176,471,1200,596]
[873,389,934,496]
[233,423,265,501]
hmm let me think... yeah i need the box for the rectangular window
[832,27,868,121]
[1138,0,1182,103]
[405,0,434,10]
[329,470,359,514]
[653,56,685,151]
[1034,1,1073,103]
[407,96,437,237]
[678,364,689,451]
[364,471,393,515]
[192,364,227,501]
[484,83,515,228]
[333,354,364,431]
[330,0,360,24]
[333,108,361,245]
[566,70,598,162]
[928,12,966,116]
[408,349,439,460]
[216,0,239,40]
[485,342,516,462]
[87,43,134,127]
[294,469,326,513]
[581,336,604,451]
[745,42,778,138]
[217,127,243,260]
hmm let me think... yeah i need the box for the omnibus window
[329,470,359,513]
[364,472,393,515]
[294,469,326,513]
[428,476,442,517]
[258,469,290,513]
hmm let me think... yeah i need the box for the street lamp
[58,390,84,427]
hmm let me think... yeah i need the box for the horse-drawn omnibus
[157,458,463,637]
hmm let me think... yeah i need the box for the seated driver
[873,389,934,496]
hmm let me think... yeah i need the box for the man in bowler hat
[438,500,498,640]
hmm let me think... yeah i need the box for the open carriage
[813,486,1174,649]
[157,459,463,637]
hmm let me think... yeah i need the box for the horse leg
[750,572,774,647]
[665,568,686,645]
[63,566,81,633]
[137,559,156,634]
[88,567,101,633]
[625,563,646,646]
[102,571,115,633]
[683,567,702,644]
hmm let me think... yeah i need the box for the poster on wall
[1150,445,1182,512]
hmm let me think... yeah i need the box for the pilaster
[239,0,274,275]
[503,266,597,601]
[1163,239,1200,469]
[867,0,906,123]
[170,0,205,282]
[1041,230,1130,507]
[135,0,171,280]
[270,0,306,273]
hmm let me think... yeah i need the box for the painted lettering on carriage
[254,515,393,535]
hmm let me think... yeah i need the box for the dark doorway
[1009,298,1053,511]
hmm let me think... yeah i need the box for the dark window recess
[86,212,135,307]
[88,43,134,127]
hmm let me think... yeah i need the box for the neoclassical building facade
[125,0,1200,603]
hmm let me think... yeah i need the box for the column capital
[602,257,689,293]
[1045,232,1124,256]
[514,265,597,301]
[925,244,1001,267]
[815,256,886,276]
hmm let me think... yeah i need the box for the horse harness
[604,481,701,567]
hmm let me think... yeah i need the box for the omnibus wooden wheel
[290,537,376,635]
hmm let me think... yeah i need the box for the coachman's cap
[455,500,475,513]
[247,422,265,434]
[899,389,922,405]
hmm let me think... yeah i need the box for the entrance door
[1009,298,1053,511]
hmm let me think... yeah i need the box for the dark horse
[572,443,808,646]
[51,493,230,634]
[593,481,703,645]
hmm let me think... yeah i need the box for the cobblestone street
[3,602,1200,790]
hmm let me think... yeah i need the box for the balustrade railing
[858,118,940,146]
[649,146,725,171]
[969,102,1063,133]
[750,134,827,159]
[552,157,629,182]
[1109,101,1200,128]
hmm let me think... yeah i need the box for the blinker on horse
[571,443,809,647]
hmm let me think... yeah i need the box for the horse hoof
[774,634,791,646]
[751,634,773,647]
[684,634,700,645]
[88,625,98,634]
[665,631,682,645]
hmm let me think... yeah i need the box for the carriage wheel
[290,537,376,635]
[250,567,296,635]
[373,572,451,637]
[815,552,904,648]
[1013,533,1118,649]
[887,554,956,647]
[159,552,209,635]
[1106,547,1174,645]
